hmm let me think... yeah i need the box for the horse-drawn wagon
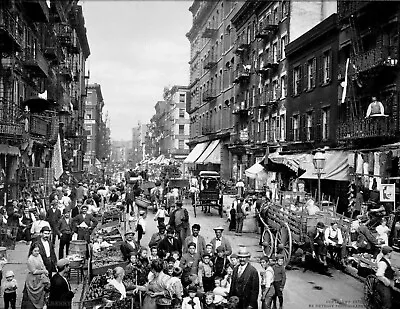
[259,191,351,265]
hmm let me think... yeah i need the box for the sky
[81,0,192,141]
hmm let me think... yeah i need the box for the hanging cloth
[356,154,364,175]
[368,152,374,175]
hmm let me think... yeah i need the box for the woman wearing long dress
[21,243,50,309]
[134,260,173,309]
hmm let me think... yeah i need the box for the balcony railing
[22,47,49,77]
[0,9,23,51]
[21,0,50,23]
[0,98,24,136]
[352,45,398,75]
[234,38,250,54]
[202,27,218,38]
[255,21,279,39]
[337,116,396,140]
[337,0,372,22]
[29,115,50,137]
[204,54,217,70]
[203,88,218,102]
[233,65,251,83]
[232,101,249,116]
[43,28,63,63]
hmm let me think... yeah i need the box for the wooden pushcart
[259,191,350,265]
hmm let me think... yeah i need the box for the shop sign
[239,129,249,142]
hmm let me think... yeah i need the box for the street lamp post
[313,149,326,205]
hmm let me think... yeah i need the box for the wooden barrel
[69,240,87,256]
[0,247,6,259]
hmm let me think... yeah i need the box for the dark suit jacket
[157,237,182,259]
[210,237,232,256]
[30,239,57,273]
[183,235,207,256]
[229,263,259,309]
[48,272,74,309]
[168,208,190,229]
[71,213,98,232]
[47,208,62,232]
[120,240,141,261]
[307,228,326,253]
[71,206,79,219]
[58,217,74,235]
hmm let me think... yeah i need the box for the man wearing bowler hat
[30,226,57,277]
[229,246,259,309]
[48,258,74,309]
[210,226,232,256]
[148,223,167,248]
[120,231,140,261]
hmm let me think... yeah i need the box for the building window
[280,75,287,98]
[273,7,278,24]
[322,108,330,140]
[280,35,287,59]
[271,117,276,141]
[179,125,185,135]
[306,112,313,140]
[293,66,301,95]
[275,116,280,140]
[272,79,278,100]
[179,93,185,103]
[282,1,288,17]
[292,115,299,141]
[272,42,278,63]
[178,140,184,149]
[280,114,285,141]
[307,58,316,90]
[323,51,331,84]
[179,108,185,118]
[265,119,269,141]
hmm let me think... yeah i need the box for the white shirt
[41,239,51,257]
[182,297,201,309]
[109,279,126,300]
[215,238,222,252]
[238,263,248,277]
[192,236,198,253]
[324,227,343,245]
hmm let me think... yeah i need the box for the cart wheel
[261,226,274,258]
[364,275,382,309]
[274,222,292,266]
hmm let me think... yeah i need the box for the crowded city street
[2,1,400,309]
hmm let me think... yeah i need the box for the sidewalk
[1,241,86,309]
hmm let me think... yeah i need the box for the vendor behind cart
[376,246,398,309]
[103,266,127,306]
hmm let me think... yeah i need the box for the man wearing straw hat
[229,246,259,309]
[210,226,232,256]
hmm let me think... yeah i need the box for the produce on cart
[83,272,112,308]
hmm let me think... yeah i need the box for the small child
[213,277,227,298]
[2,270,17,309]
[149,246,159,262]
[128,210,136,231]
[136,211,146,245]
[198,253,214,292]
[154,204,168,225]
[260,257,275,309]
[182,286,201,309]
[229,253,239,268]
[171,251,181,268]
[0,256,7,290]
[205,244,214,259]
[202,291,216,309]
[376,218,390,246]
[272,255,286,309]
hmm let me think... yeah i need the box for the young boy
[260,257,275,309]
[212,246,230,278]
[149,246,159,262]
[171,251,181,268]
[136,210,146,245]
[198,253,214,292]
[128,210,136,231]
[272,255,286,309]
[205,244,214,259]
[154,204,168,225]
[2,270,17,309]
[182,286,202,309]
[229,253,239,268]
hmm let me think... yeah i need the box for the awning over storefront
[203,141,221,164]
[183,142,209,164]
[245,162,267,179]
[268,152,310,172]
[0,144,20,156]
[195,140,220,164]
[299,151,349,181]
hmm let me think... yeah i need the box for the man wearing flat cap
[120,231,140,261]
[210,226,232,256]
[229,246,259,309]
[30,226,57,276]
[183,224,206,256]
[376,246,398,309]
[48,259,74,309]
[46,199,62,245]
